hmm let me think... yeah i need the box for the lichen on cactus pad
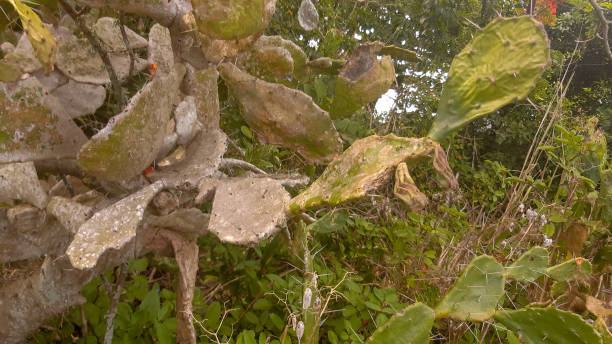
[289,135,457,214]
[504,246,549,283]
[494,307,601,344]
[218,62,342,164]
[365,303,434,344]
[330,44,396,119]
[191,0,277,40]
[7,0,57,73]
[427,16,550,141]
[77,64,186,181]
[435,255,504,321]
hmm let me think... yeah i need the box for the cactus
[427,16,550,141]
[218,62,343,164]
[289,135,457,214]
[504,246,549,283]
[237,36,308,81]
[7,0,57,73]
[365,303,434,344]
[435,255,504,321]
[394,162,429,212]
[494,307,602,344]
[191,0,276,40]
[330,44,396,119]
[546,257,592,282]
[77,64,186,181]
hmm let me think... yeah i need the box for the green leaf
[83,303,102,326]
[154,320,173,344]
[205,301,221,330]
[138,289,161,323]
[307,210,349,234]
[128,258,149,273]
[428,16,550,141]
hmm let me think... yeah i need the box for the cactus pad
[330,44,395,119]
[504,246,548,283]
[394,162,429,212]
[494,307,601,344]
[428,16,550,141]
[218,63,342,164]
[8,0,57,73]
[191,0,276,40]
[289,135,457,213]
[365,303,434,344]
[435,255,504,321]
[77,64,186,181]
[546,257,592,282]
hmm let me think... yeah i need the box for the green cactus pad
[428,16,549,141]
[218,63,342,164]
[192,0,276,40]
[365,303,434,344]
[8,0,57,73]
[494,307,601,344]
[435,255,504,321]
[330,44,395,119]
[254,36,308,79]
[546,257,592,282]
[77,64,186,181]
[504,246,548,282]
[289,135,457,213]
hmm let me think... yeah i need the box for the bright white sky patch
[375,89,397,114]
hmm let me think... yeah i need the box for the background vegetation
[1,0,610,343]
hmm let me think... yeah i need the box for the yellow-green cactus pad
[219,63,342,164]
[435,255,504,322]
[365,303,434,344]
[428,16,550,141]
[77,64,186,181]
[8,0,57,73]
[546,257,592,282]
[238,35,308,81]
[394,162,429,212]
[289,135,457,213]
[0,79,88,163]
[504,246,548,283]
[330,44,396,119]
[494,307,601,344]
[192,0,277,40]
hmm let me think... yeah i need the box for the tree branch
[118,12,135,79]
[589,0,612,60]
[220,158,268,174]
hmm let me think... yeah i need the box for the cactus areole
[427,16,550,141]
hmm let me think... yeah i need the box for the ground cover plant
[0,0,610,343]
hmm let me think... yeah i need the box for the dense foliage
[0,0,610,343]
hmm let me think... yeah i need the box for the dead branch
[102,263,128,344]
[588,0,612,60]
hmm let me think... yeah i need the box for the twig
[219,158,267,174]
[588,0,612,60]
[80,305,88,338]
[102,263,128,344]
[226,137,246,156]
[118,12,135,78]
[58,0,126,107]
